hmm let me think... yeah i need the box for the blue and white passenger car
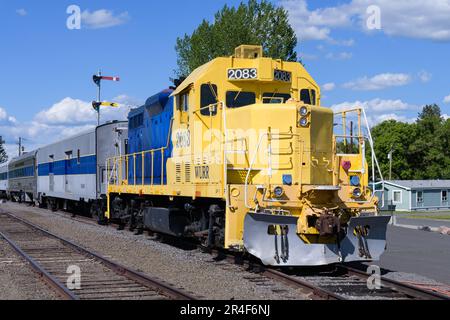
[36,121,127,215]
[0,163,8,198]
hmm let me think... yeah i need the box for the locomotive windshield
[226,91,256,108]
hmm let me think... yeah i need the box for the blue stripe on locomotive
[127,89,174,185]
[38,155,97,176]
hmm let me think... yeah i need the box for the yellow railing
[333,107,384,205]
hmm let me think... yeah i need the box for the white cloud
[444,94,450,103]
[35,98,96,125]
[281,0,450,42]
[343,73,411,91]
[300,53,318,60]
[325,52,353,60]
[331,98,414,113]
[16,9,27,16]
[322,83,336,91]
[418,70,432,83]
[0,95,139,159]
[331,98,417,125]
[281,0,353,41]
[81,9,129,29]
[113,95,143,108]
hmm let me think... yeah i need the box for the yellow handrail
[107,118,174,187]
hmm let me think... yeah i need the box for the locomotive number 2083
[228,68,257,80]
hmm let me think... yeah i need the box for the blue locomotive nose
[127,89,174,185]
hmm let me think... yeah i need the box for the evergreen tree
[175,0,298,77]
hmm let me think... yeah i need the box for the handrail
[334,107,384,207]
[107,118,174,187]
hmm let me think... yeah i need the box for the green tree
[175,0,298,77]
[409,104,444,179]
[370,120,416,180]
[370,104,450,180]
[0,138,7,164]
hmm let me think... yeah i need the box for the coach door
[65,151,72,193]
[49,155,55,192]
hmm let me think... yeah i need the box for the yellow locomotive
[106,45,389,266]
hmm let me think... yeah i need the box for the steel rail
[337,265,450,300]
[0,210,197,300]
[261,268,344,300]
[0,230,79,300]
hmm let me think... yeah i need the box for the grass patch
[402,215,450,221]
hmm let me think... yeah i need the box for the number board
[274,69,292,82]
[228,68,258,81]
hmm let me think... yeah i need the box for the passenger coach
[37,121,128,217]
[8,151,37,202]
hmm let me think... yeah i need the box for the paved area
[373,226,450,285]
[395,216,450,229]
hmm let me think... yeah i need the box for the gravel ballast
[0,238,59,300]
[0,202,307,300]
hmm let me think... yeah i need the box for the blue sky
[0,0,449,157]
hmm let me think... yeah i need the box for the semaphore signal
[92,70,120,125]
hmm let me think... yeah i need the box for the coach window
[200,84,218,116]
[77,149,81,165]
[226,91,256,108]
[49,155,54,173]
[65,151,73,169]
[300,89,316,105]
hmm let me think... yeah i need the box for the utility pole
[97,69,102,126]
[18,137,25,157]
[388,144,394,181]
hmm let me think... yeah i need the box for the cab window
[300,89,316,105]
[201,84,218,116]
[226,91,256,108]
[177,92,189,112]
[263,93,291,104]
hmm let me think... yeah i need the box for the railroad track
[273,264,450,300]
[4,204,450,301]
[205,248,450,300]
[0,210,196,300]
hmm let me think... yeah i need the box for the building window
[226,91,256,108]
[200,84,218,116]
[417,191,424,204]
[393,190,402,204]
[442,190,448,202]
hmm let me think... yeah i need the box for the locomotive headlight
[273,186,284,198]
[352,188,362,198]
[299,117,309,127]
[299,106,309,116]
